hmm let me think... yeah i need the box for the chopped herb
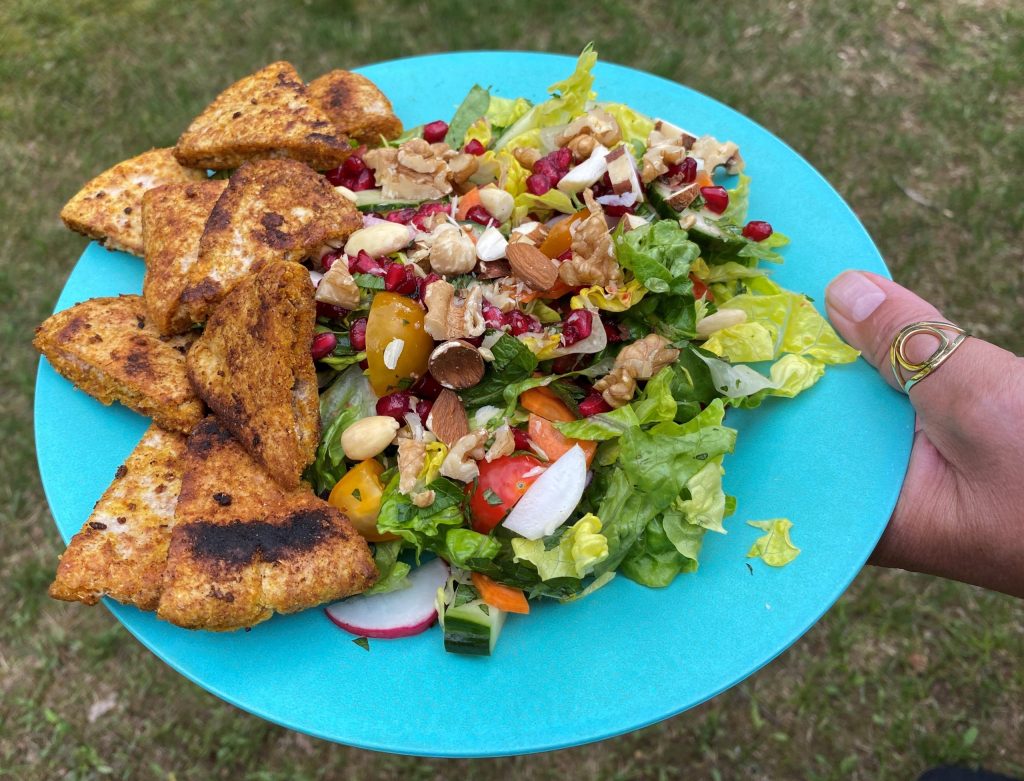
[352,637,370,651]
[482,488,503,506]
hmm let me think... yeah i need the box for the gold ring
[889,320,970,394]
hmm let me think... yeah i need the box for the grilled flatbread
[49,425,187,611]
[179,157,360,324]
[34,296,203,433]
[307,69,403,143]
[142,179,228,335]
[186,261,319,489]
[60,148,206,257]
[157,418,377,631]
[174,61,350,171]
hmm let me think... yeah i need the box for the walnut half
[594,334,680,408]
[364,138,453,201]
[559,190,622,287]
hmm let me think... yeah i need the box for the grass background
[2,1,1022,778]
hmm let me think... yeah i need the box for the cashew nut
[341,416,400,461]
[478,187,514,223]
[344,222,413,258]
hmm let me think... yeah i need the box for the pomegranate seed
[526,173,552,195]
[384,207,416,224]
[411,202,448,231]
[342,155,366,176]
[551,354,580,374]
[602,318,626,343]
[742,220,773,241]
[316,302,349,321]
[358,358,369,370]
[665,157,697,185]
[482,304,507,330]
[508,311,542,336]
[465,205,494,225]
[463,334,484,347]
[551,148,573,173]
[511,427,532,452]
[376,391,411,421]
[578,390,612,417]
[463,139,486,156]
[410,372,443,400]
[385,263,418,295]
[533,158,560,181]
[417,272,442,299]
[350,250,385,276]
[700,186,729,214]
[311,332,337,361]
[321,250,342,272]
[557,248,573,261]
[324,165,346,186]
[349,317,368,351]
[352,168,377,191]
[560,309,594,346]
[422,120,449,144]
[415,399,433,426]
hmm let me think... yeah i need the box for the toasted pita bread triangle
[33,296,204,433]
[179,158,360,324]
[157,417,377,631]
[49,425,187,611]
[186,261,319,489]
[142,179,228,335]
[60,148,206,257]
[306,69,403,143]
[174,61,351,171]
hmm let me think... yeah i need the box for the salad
[310,46,858,655]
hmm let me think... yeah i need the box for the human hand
[826,271,1024,598]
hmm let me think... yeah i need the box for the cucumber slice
[443,584,507,656]
[354,188,422,211]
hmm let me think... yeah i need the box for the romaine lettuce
[511,514,609,580]
[747,518,801,566]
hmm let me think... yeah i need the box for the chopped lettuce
[364,541,411,596]
[494,44,597,151]
[460,332,539,408]
[747,518,801,566]
[599,102,654,155]
[376,476,465,555]
[695,350,826,407]
[570,279,648,312]
[511,514,609,580]
[445,84,491,148]
[307,365,376,494]
[555,366,677,441]
[486,95,532,131]
[702,290,860,364]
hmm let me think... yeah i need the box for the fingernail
[827,271,887,323]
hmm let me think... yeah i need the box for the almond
[428,340,485,390]
[505,242,559,291]
[426,389,469,447]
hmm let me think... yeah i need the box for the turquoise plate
[34,52,913,757]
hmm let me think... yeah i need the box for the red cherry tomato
[467,455,546,533]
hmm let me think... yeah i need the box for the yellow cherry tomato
[328,459,396,542]
[365,292,433,395]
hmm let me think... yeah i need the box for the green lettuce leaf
[307,365,377,494]
[511,514,609,580]
[615,219,700,295]
[364,541,411,596]
[599,102,654,154]
[702,290,859,364]
[747,518,801,566]
[376,476,467,556]
[720,174,751,226]
[554,366,676,441]
[493,44,597,151]
[675,460,729,533]
[486,95,532,130]
[695,350,825,407]
[442,528,501,569]
[445,84,491,147]
[620,514,701,587]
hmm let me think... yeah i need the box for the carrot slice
[471,572,530,614]
[455,186,481,220]
[538,210,587,258]
[696,169,713,188]
[520,388,575,422]
[528,413,597,467]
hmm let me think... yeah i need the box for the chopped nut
[695,308,747,339]
[427,389,469,446]
[478,187,515,223]
[594,334,680,408]
[411,490,435,508]
[663,182,701,211]
[428,340,485,390]
[397,437,426,495]
[475,226,508,262]
[566,133,598,161]
[640,122,692,184]
[439,429,488,482]
[428,223,476,275]
[688,135,744,174]
[447,285,485,339]
[448,153,479,186]
[364,138,453,201]
[513,147,541,170]
[345,221,413,258]
[485,424,515,462]
[555,108,622,154]
[509,221,548,247]
[559,190,622,287]
[506,242,559,291]
[423,278,455,340]
[315,262,360,310]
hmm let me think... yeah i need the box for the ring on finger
[889,320,970,394]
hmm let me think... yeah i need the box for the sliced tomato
[467,454,546,533]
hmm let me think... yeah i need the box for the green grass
[1,1,1022,778]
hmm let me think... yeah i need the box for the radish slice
[325,558,449,639]
[502,445,587,540]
